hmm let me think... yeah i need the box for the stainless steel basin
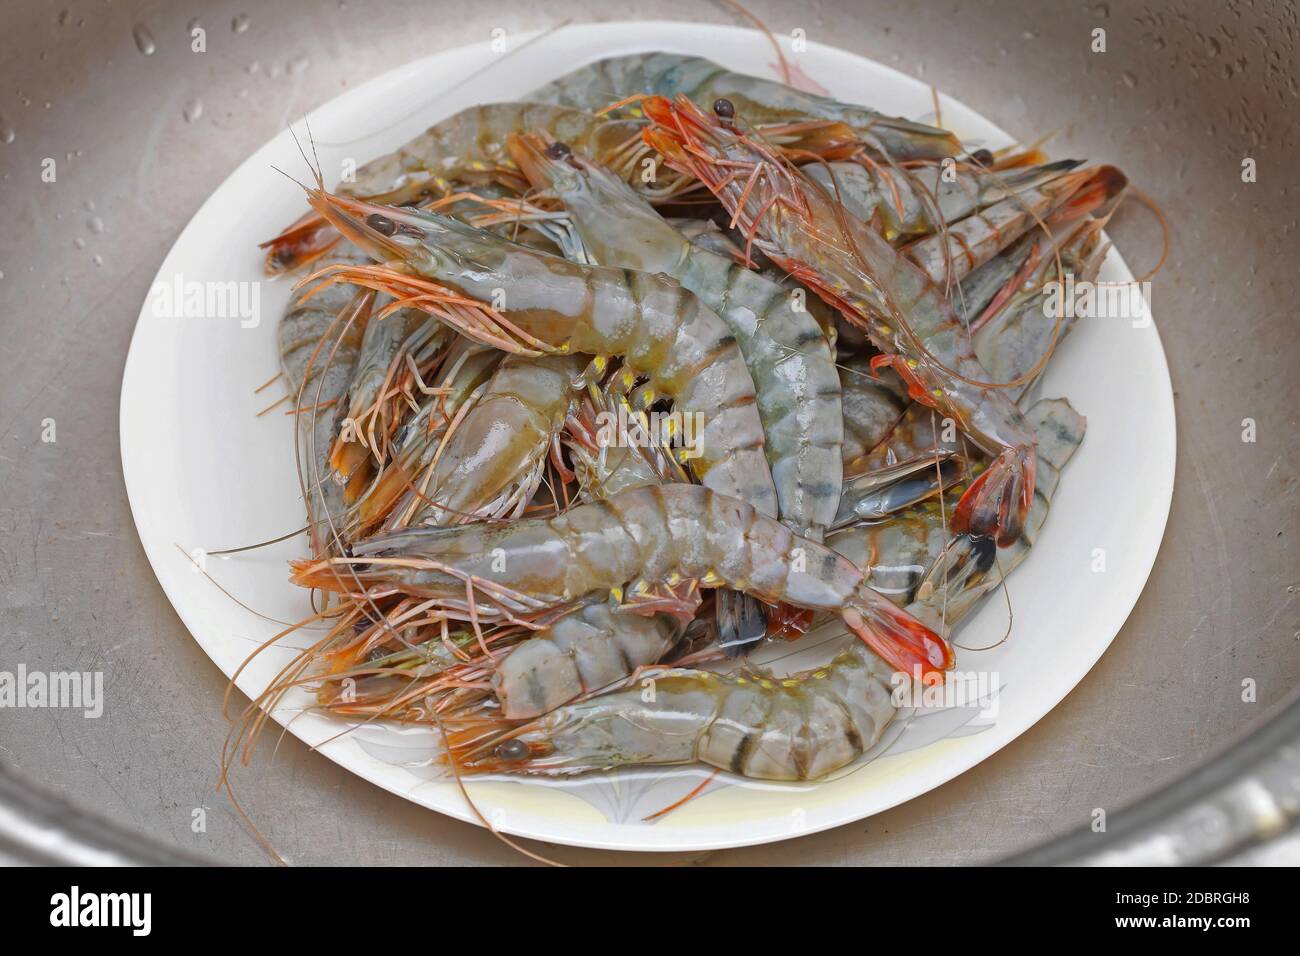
[1,0,1296,865]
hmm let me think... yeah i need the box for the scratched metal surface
[0,0,1295,866]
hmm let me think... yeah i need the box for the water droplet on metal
[1122,71,1137,87]
[132,23,156,55]
[0,123,14,145]
[232,13,250,34]
[93,255,103,268]
[74,237,86,249]
[183,99,203,123]
[88,216,105,234]
[288,55,310,74]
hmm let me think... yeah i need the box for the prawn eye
[366,213,397,236]
[546,141,572,160]
[712,98,735,120]
[969,148,994,167]
[496,738,529,762]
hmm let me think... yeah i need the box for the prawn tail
[715,589,769,657]
[259,210,342,274]
[842,589,954,681]
[999,157,1084,190]
[288,557,381,593]
[1058,164,1128,223]
[913,534,999,606]
[871,117,965,162]
[833,455,966,530]
[350,461,417,535]
[766,602,817,639]
[951,444,1037,546]
[328,433,373,489]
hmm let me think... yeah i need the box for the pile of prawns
[245,51,1126,784]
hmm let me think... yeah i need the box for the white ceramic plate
[120,21,1175,852]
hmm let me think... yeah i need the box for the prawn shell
[493,603,683,719]
[488,641,897,781]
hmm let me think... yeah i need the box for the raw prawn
[492,601,687,719]
[642,94,1047,546]
[831,397,1085,606]
[528,51,961,161]
[292,483,953,680]
[509,132,844,541]
[850,214,1108,476]
[902,164,1125,287]
[803,157,1083,244]
[449,637,898,780]
[444,398,1084,780]
[346,341,502,537]
[400,353,585,527]
[276,258,370,558]
[296,191,781,523]
[328,305,446,497]
[905,398,1086,632]
[262,103,653,273]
